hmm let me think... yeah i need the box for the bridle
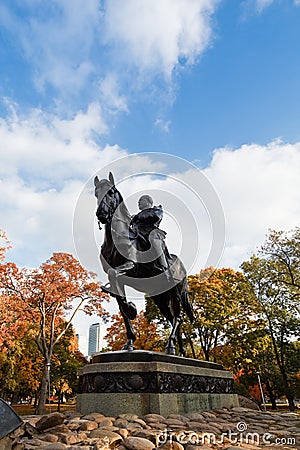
[95,186,119,230]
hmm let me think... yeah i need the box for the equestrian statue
[94,172,194,356]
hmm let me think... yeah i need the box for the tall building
[88,323,101,356]
[75,334,88,356]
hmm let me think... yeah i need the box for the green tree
[285,341,300,400]
[187,268,258,361]
[242,228,300,411]
[219,326,284,409]
[0,329,42,403]
[50,324,86,411]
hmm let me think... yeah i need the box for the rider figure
[130,195,170,274]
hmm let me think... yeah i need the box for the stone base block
[76,351,238,416]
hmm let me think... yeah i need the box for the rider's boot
[101,283,116,297]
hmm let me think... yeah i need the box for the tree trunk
[187,335,196,359]
[287,396,295,412]
[278,361,295,411]
[35,361,49,415]
[265,379,277,410]
[33,393,38,409]
[204,348,210,361]
[267,318,295,412]
[57,389,62,412]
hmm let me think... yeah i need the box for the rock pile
[1,407,299,450]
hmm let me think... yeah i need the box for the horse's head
[94,172,122,225]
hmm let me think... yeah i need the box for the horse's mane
[115,191,131,224]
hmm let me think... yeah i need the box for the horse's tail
[169,254,194,323]
[181,277,194,323]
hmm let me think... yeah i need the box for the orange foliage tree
[0,252,107,414]
[105,311,163,352]
[0,238,30,351]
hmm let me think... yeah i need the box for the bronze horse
[94,172,194,356]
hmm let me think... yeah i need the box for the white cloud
[25,0,101,93]
[254,0,274,13]
[99,74,129,114]
[0,102,126,267]
[245,0,300,13]
[2,106,299,275]
[154,118,171,133]
[205,140,300,268]
[0,101,109,183]
[1,107,300,338]
[0,0,220,111]
[0,1,101,97]
[103,0,219,78]
[74,142,300,278]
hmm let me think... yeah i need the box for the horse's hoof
[165,346,176,356]
[122,341,135,351]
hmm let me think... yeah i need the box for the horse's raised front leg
[106,262,137,320]
[117,296,136,351]
[106,261,137,351]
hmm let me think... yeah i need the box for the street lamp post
[256,371,266,411]
[46,362,51,413]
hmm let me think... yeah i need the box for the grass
[12,403,76,417]
[13,402,299,418]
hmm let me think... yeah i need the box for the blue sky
[111,0,300,162]
[1,0,300,346]
[1,0,300,164]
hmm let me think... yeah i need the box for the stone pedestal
[76,351,238,416]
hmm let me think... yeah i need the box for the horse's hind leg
[117,296,136,351]
[166,317,182,355]
[150,294,175,354]
[166,287,183,356]
[177,325,186,357]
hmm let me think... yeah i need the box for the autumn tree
[105,311,163,352]
[187,268,258,361]
[0,234,30,352]
[242,228,300,411]
[0,252,106,414]
[144,296,172,350]
[0,292,30,352]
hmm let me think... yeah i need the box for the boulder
[123,436,155,450]
[35,413,65,432]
